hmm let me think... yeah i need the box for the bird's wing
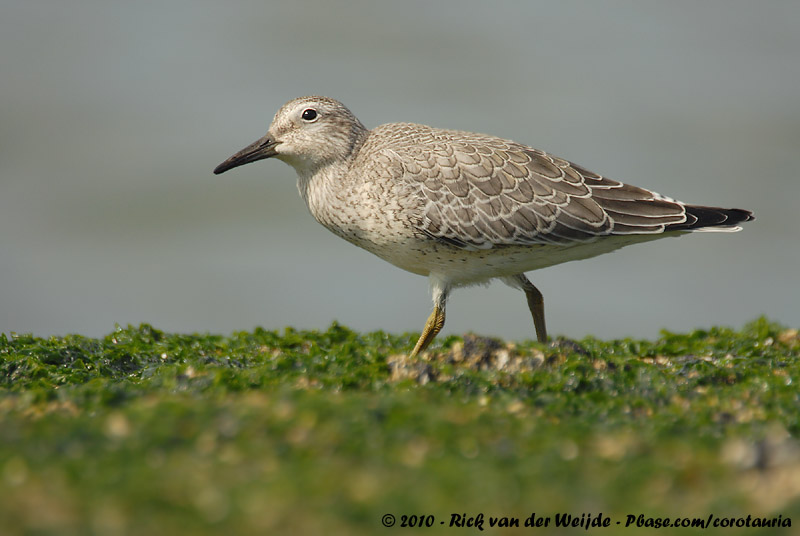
[392,132,688,249]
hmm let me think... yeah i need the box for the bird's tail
[667,205,755,233]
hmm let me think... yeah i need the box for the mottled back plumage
[355,123,751,250]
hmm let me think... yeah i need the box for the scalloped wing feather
[375,125,696,249]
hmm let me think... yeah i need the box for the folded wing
[394,132,752,249]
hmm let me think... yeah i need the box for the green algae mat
[1,318,799,535]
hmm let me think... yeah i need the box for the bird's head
[214,96,368,177]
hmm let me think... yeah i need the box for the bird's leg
[410,278,449,356]
[524,283,548,344]
[504,274,548,343]
[410,304,446,357]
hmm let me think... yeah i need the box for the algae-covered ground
[1,317,799,535]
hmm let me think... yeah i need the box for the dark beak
[214,135,280,175]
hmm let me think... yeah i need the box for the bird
[214,96,754,356]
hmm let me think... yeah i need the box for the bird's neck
[295,159,352,223]
[285,125,369,184]
[293,126,370,230]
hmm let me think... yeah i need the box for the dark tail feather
[667,205,755,232]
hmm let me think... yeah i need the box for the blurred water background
[1,1,798,341]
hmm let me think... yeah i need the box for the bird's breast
[299,167,420,250]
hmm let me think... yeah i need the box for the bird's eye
[301,108,318,122]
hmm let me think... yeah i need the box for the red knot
[214,96,754,356]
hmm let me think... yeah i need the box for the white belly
[362,232,682,287]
